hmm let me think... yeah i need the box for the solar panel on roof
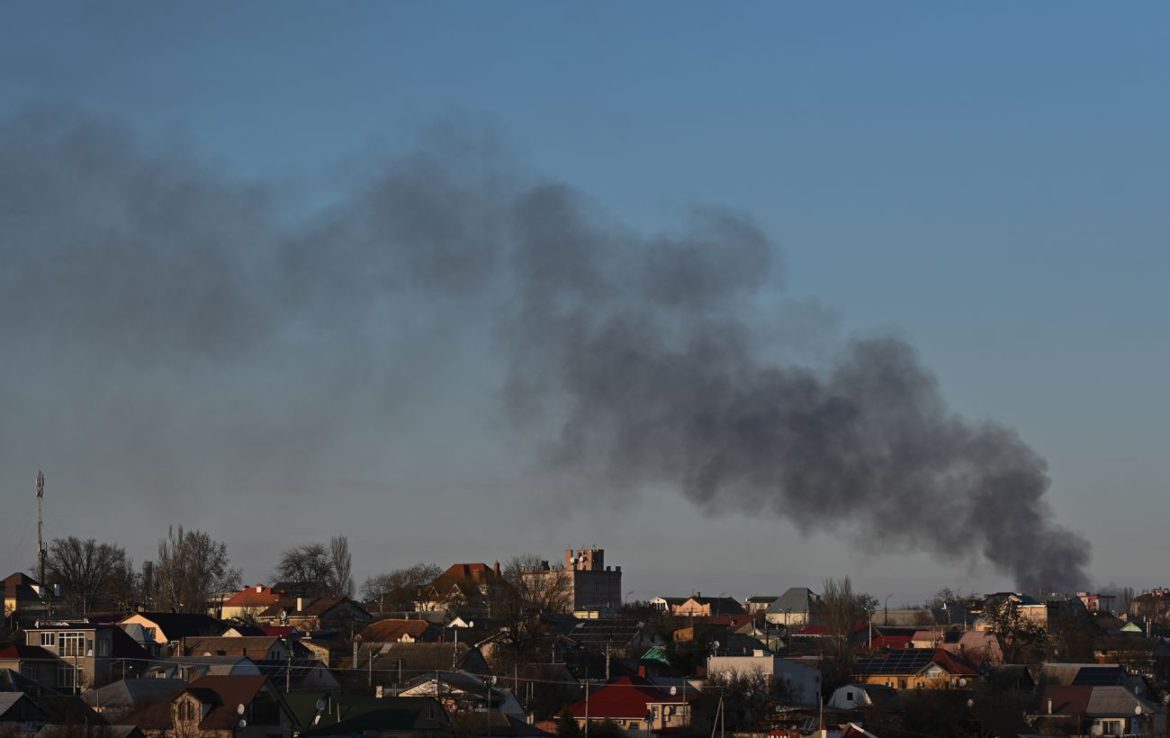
[1071,666,1125,686]
[855,650,935,675]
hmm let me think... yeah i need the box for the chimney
[296,596,304,612]
[638,664,646,678]
[256,585,263,593]
[494,561,501,576]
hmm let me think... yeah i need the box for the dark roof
[83,679,186,711]
[0,643,57,661]
[184,636,281,657]
[569,619,645,651]
[766,587,820,614]
[291,695,448,737]
[429,564,505,594]
[358,619,438,643]
[853,648,976,677]
[2,573,41,600]
[186,675,281,729]
[125,613,226,640]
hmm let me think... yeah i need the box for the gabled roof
[853,648,976,677]
[184,636,281,657]
[83,679,186,711]
[261,596,368,619]
[2,573,41,600]
[429,564,505,595]
[122,612,226,640]
[766,587,821,614]
[0,643,57,661]
[358,619,436,643]
[223,585,285,608]
[566,676,697,720]
[185,675,282,729]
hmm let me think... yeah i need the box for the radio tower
[36,470,46,604]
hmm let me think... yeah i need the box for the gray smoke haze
[0,109,1089,592]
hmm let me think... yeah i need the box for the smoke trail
[0,109,1089,591]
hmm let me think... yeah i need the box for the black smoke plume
[0,110,1089,591]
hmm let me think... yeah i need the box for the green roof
[640,646,671,665]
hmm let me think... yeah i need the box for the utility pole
[36,471,46,609]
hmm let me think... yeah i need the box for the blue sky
[1,3,1167,603]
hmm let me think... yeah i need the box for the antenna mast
[36,471,46,605]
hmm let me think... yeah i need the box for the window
[96,638,110,657]
[1100,720,1122,737]
[40,633,55,647]
[57,663,79,690]
[845,690,854,702]
[59,631,86,657]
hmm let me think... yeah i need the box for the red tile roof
[429,563,504,594]
[223,585,284,608]
[566,677,697,720]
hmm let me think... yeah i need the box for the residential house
[826,683,901,712]
[707,652,821,707]
[119,613,227,656]
[123,675,298,738]
[744,596,778,615]
[345,643,491,696]
[672,594,745,618]
[415,564,509,614]
[852,648,978,690]
[182,636,291,661]
[83,679,187,721]
[565,676,700,735]
[1030,685,1164,737]
[357,620,442,646]
[1077,592,1116,614]
[219,586,286,622]
[293,695,450,738]
[0,644,58,687]
[398,670,525,719]
[147,656,261,681]
[22,623,151,691]
[648,597,688,613]
[1093,635,1170,682]
[256,596,371,634]
[764,588,822,627]
[0,691,51,727]
[3,573,49,622]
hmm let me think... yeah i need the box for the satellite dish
[1135,705,1143,716]
[315,699,326,712]
[237,704,246,716]
[669,687,677,696]
[469,621,475,629]
[238,720,247,728]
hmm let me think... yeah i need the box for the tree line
[32,528,461,616]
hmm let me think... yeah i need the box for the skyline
[2,3,1169,604]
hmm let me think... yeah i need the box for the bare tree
[153,526,241,614]
[820,577,877,688]
[43,537,136,614]
[494,555,570,657]
[276,537,354,598]
[361,563,441,612]
[329,535,354,597]
[274,543,332,597]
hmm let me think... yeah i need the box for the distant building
[672,594,745,618]
[521,548,622,613]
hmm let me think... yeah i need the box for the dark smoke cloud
[0,109,1090,592]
